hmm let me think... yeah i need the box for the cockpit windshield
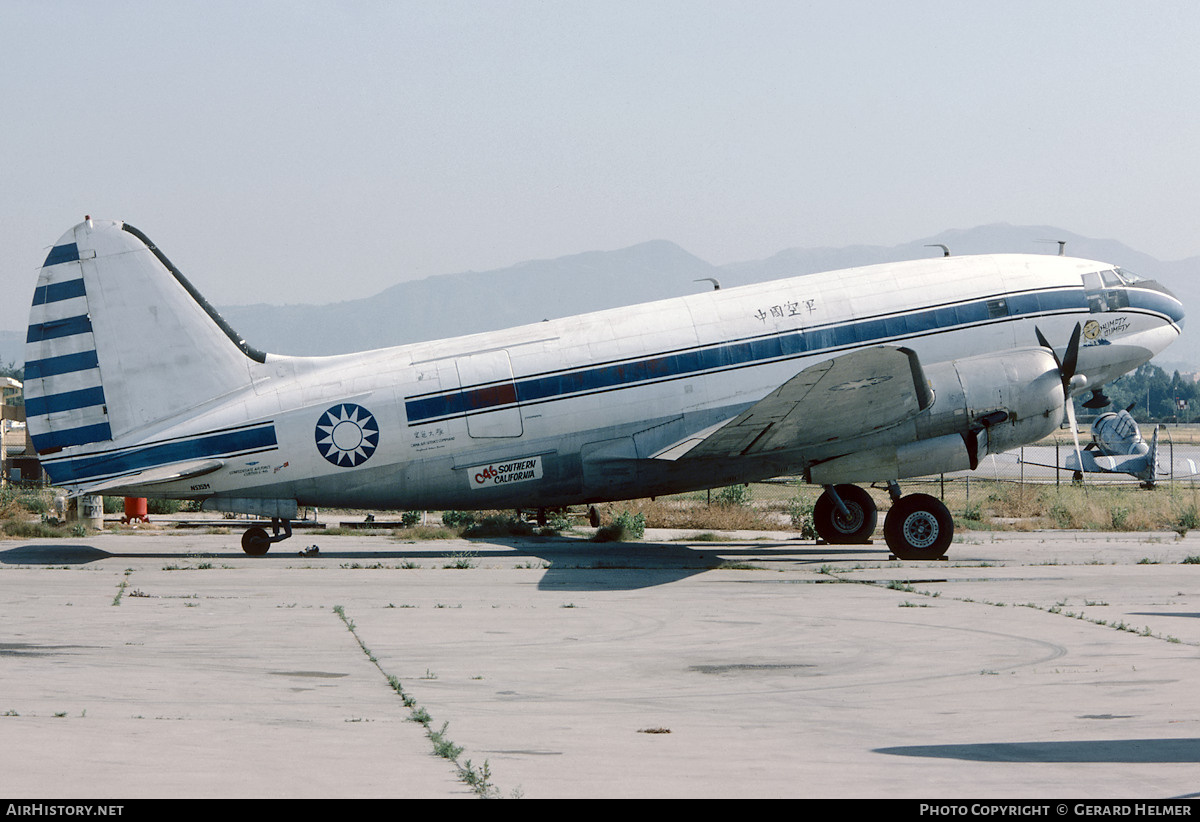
[1082,269,1130,313]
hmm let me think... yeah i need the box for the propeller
[1035,322,1083,395]
[1036,323,1086,479]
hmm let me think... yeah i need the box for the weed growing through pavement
[334,604,500,798]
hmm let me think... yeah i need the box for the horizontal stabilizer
[65,458,224,497]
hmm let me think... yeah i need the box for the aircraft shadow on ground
[876,738,1200,763]
[0,544,114,565]
[0,538,888,591]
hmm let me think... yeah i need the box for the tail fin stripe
[24,350,100,380]
[43,243,80,267]
[25,386,107,417]
[32,277,87,306]
[26,314,93,344]
[31,422,113,452]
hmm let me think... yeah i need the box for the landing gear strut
[882,482,952,560]
[241,517,293,556]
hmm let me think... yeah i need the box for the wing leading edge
[652,346,934,461]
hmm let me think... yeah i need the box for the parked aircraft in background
[1057,404,1200,487]
[24,219,1184,558]
[1063,405,1161,486]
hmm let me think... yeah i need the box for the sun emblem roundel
[315,403,380,467]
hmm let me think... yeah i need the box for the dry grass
[594,496,785,531]
[959,480,1200,533]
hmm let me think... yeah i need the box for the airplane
[1063,405,1162,486]
[1050,403,1200,488]
[23,218,1185,560]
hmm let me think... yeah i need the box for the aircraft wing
[652,346,933,461]
[63,459,225,497]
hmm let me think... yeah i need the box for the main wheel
[813,484,878,544]
[883,493,953,560]
[241,526,272,556]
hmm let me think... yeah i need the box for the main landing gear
[240,518,293,556]
[813,483,953,560]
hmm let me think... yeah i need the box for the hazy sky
[4,1,1199,332]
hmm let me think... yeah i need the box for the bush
[787,495,817,540]
[713,485,751,507]
[461,514,534,537]
[441,510,477,529]
[592,510,646,542]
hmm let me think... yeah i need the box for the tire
[241,526,272,556]
[883,493,953,560]
[813,484,878,544]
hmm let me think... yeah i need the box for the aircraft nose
[1140,279,1185,330]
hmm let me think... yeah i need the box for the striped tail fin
[24,219,263,473]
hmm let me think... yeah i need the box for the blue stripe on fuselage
[39,424,279,485]
[405,285,1090,425]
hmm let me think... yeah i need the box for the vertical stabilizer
[25,220,261,456]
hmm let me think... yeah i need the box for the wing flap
[657,346,932,461]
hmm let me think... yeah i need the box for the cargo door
[456,350,523,438]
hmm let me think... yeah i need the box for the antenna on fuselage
[1037,239,1067,256]
[694,277,721,290]
[925,244,950,257]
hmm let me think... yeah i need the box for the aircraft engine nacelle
[809,348,1064,484]
[926,347,1067,456]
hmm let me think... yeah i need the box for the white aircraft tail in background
[24,219,1185,558]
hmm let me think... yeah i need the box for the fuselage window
[986,298,1009,319]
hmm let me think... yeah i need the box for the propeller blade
[1065,394,1084,480]
[1060,322,1082,387]
[1034,325,1060,371]
[1035,323,1083,394]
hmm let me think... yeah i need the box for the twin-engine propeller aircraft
[24,219,1184,559]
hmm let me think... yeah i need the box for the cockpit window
[1115,267,1144,284]
[1082,270,1130,313]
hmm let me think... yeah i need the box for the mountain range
[3,223,1196,370]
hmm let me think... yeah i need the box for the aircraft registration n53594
[23,219,1185,558]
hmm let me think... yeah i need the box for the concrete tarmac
[1,525,1198,799]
